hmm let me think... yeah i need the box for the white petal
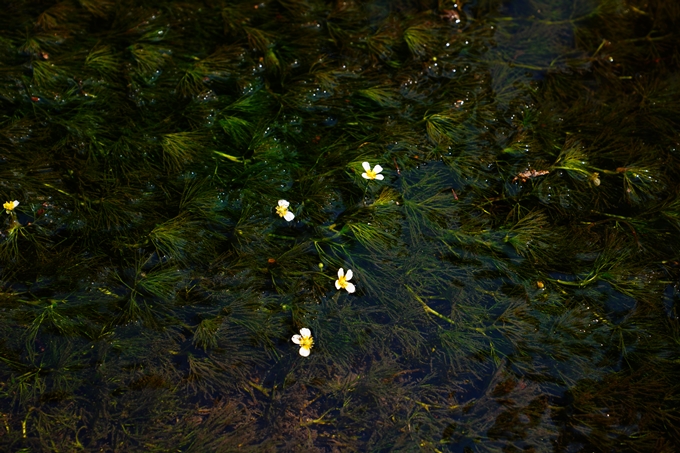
[291,335,302,344]
[375,174,384,180]
[299,328,311,337]
[335,280,341,290]
[361,172,370,179]
[278,199,289,208]
[362,162,371,171]
[345,282,356,293]
[284,211,295,221]
[373,165,383,173]
[345,269,353,281]
[13,200,19,208]
[299,347,311,357]
[337,268,344,278]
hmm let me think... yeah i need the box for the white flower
[335,268,356,293]
[275,199,295,221]
[3,200,19,214]
[361,162,384,180]
[291,328,314,357]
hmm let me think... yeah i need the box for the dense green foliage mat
[1,0,680,451]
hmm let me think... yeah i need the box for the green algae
[1,0,680,451]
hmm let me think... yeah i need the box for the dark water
[1,0,679,451]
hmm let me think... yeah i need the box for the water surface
[1,0,679,451]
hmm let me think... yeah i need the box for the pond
[1,0,679,451]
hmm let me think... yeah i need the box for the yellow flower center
[299,335,313,350]
[275,205,288,217]
[3,201,16,212]
[337,276,348,288]
[365,169,377,179]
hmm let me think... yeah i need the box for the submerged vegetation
[1,0,679,451]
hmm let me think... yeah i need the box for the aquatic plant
[0,0,679,451]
